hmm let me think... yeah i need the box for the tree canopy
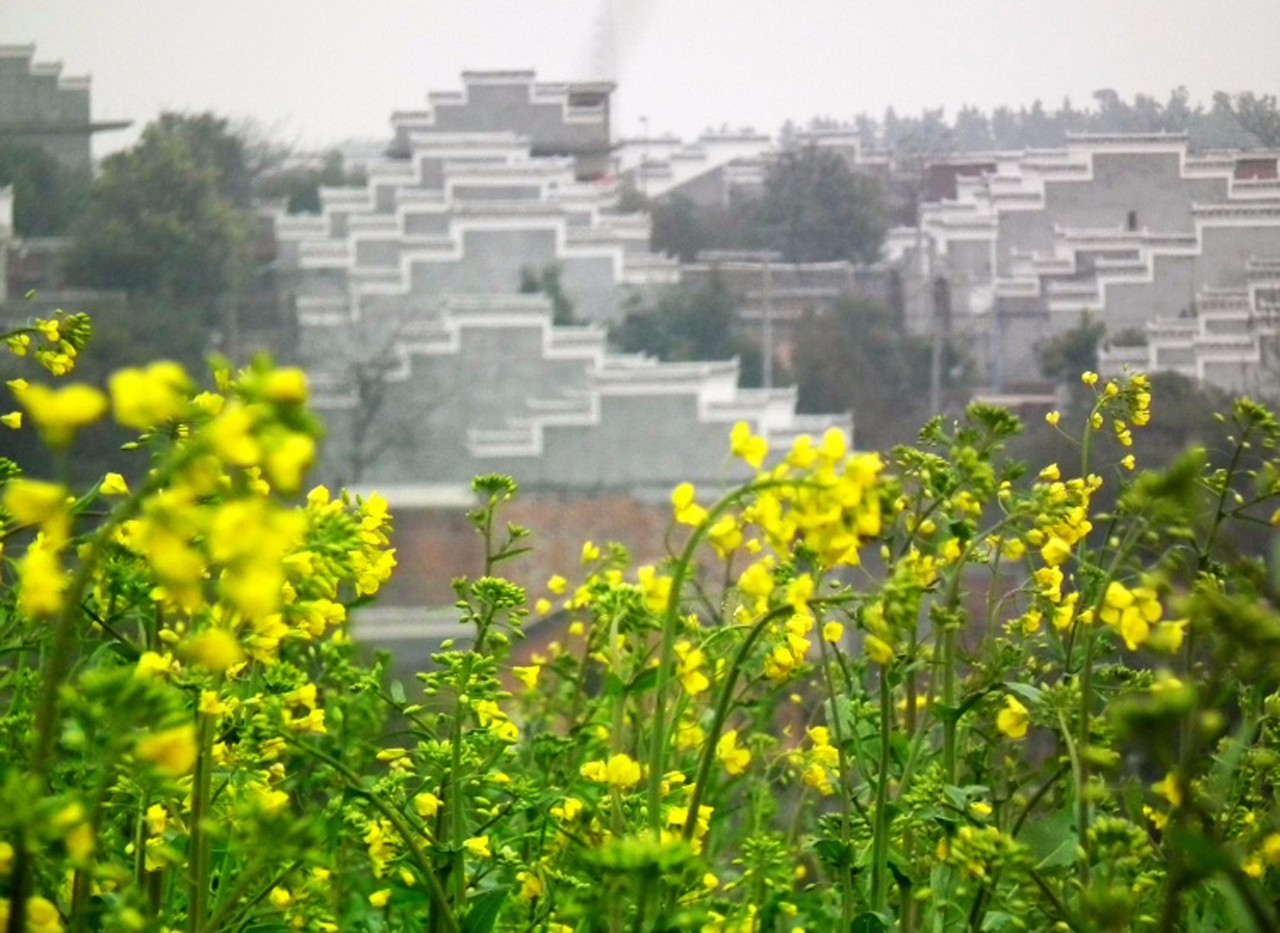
[610,275,774,385]
[646,147,887,265]
[752,146,886,263]
[0,141,86,236]
[791,296,940,449]
[62,113,254,309]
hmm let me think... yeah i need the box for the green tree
[1223,92,1280,147]
[0,140,86,236]
[256,149,366,215]
[791,296,936,448]
[611,274,755,369]
[62,114,254,314]
[518,263,577,325]
[752,145,886,263]
[1036,311,1106,382]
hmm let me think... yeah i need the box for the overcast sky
[6,0,1280,157]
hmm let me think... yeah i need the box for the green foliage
[256,149,366,215]
[791,296,939,448]
[0,141,86,236]
[611,274,756,370]
[1037,311,1107,382]
[62,113,254,308]
[753,146,886,263]
[12,315,1280,931]
[517,263,577,325]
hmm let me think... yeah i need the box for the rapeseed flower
[730,421,768,469]
[13,381,107,447]
[996,696,1030,740]
[136,724,199,777]
[671,482,708,526]
[109,361,191,429]
[716,730,751,776]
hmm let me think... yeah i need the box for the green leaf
[389,679,407,705]
[461,886,510,933]
[850,911,889,933]
[627,667,659,694]
[1003,682,1044,704]
[814,838,852,868]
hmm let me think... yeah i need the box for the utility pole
[701,249,783,389]
[639,115,649,201]
[762,253,773,389]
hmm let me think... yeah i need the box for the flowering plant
[3,315,1280,933]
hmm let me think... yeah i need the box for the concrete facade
[888,135,1280,394]
[0,44,127,174]
[276,72,851,502]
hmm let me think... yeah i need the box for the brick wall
[379,490,677,608]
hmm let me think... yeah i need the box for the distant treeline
[785,89,1280,153]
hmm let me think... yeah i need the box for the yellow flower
[1120,454,1136,471]
[0,410,19,429]
[1040,536,1072,567]
[550,797,584,822]
[16,535,68,617]
[1038,463,1061,482]
[24,897,63,933]
[547,574,567,594]
[463,835,492,859]
[1152,772,1182,807]
[716,730,751,776]
[518,869,545,901]
[14,381,107,447]
[822,621,843,643]
[1045,410,1060,427]
[368,888,391,908]
[264,432,315,494]
[671,482,708,526]
[109,362,191,429]
[263,368,308,404]
[136,723,199,777]
[707,513,743,557]
[1081,371,1098,387]
[184,628,245,674]
[864,634,895,667]
[730,420,768,469]
[99,472,129,496]
[581,540,601,563]
[1261,833,1280,867]
[763,644,799,681]
[606,752,642,788]
[512,664,541,689]
[415,792,442,820]
[996,696,1030,740]
[269,887,292,910]
[490,719,520,743]
[675,641,710,695]
[3,479,67,527]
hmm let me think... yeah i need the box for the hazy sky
[6,0,1280,157]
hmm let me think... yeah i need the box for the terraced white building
[272,71,849,497]
[889,134,1280,394]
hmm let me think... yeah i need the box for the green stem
[871,669,893,915]
[291,739,460,933]
[188,713,216,933]
[819,636,855,932]
[647,481,772,833]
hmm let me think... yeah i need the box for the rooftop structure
[892,134,1280,393]
[273,72,850,498]
[0,44,129,173]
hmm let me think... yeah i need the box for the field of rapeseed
[4,312,1280,932]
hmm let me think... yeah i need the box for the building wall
[0,46,95,174]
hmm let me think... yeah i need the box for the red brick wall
[379,491,676,607]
